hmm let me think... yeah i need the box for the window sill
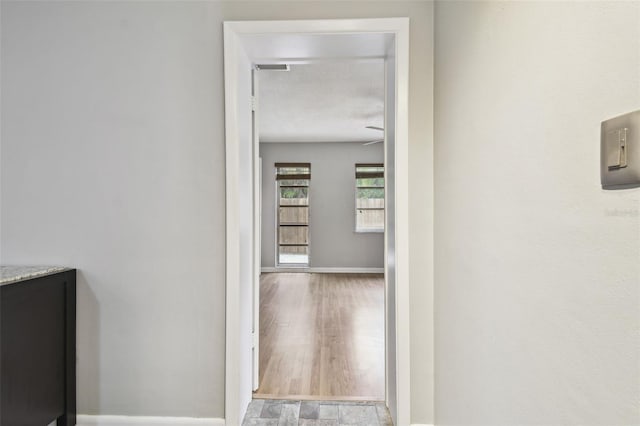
[355,228,384,234]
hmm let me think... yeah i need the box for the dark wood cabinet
[1,269,76,426]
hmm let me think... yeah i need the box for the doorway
[275,163,311,267]
[223,18,410,426]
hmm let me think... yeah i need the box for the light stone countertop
[0,265,70,285]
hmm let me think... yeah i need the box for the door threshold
[253,393,385,402]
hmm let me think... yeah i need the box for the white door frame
[224,18,410,426]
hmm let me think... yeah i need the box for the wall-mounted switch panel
[601,110,640,189]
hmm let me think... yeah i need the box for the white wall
[260,142,384,269]
[435,2,640,425]
[0,1,434,423]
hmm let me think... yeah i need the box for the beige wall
[0,1,434,423]
[435,1,640,425]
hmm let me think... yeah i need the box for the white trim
[393,17,411,426]
[260,267,303,273]
[310,267,384,273]
[223,23,243,426]
[224,18,408,35]
[75,416,429,426]
[76,415,224,426]
[355,228,385,233]
[251,66,261,393]
[224,18,411,426]
[261,267,384,274]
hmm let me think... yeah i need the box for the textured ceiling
[257,61,384,143]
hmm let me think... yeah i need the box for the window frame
[275,163,311,267]
[355,163,385,233]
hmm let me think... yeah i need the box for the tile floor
[242,399,393,426]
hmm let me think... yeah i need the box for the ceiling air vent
[255,64,290,71]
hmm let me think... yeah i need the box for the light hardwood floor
[254,273,385,401]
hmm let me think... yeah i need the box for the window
[276,163,310,266]
[355,163,384,232]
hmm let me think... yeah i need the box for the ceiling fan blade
[362,139,383,146]
[365,126,384,132]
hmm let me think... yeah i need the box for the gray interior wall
[1,1,226,418]
[260,142,384,269]
[434,2,640,425]
[0,1,434,422]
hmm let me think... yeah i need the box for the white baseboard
[76,415,224,426]
[76,415,429,426]
[261,267,299,273]
[261,267,384,274]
